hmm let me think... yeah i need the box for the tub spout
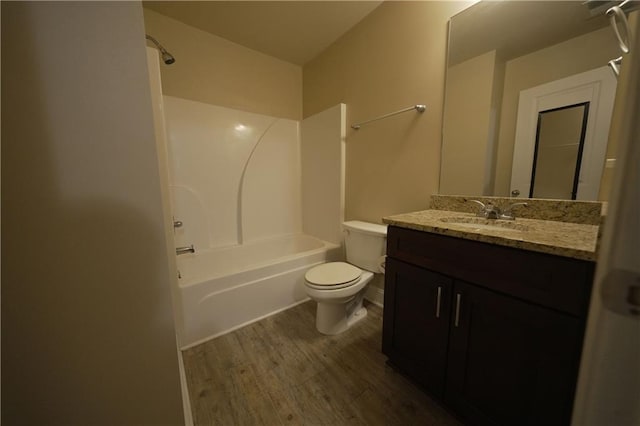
[176,245,195,255]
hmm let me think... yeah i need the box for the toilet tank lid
[343,221,387,236]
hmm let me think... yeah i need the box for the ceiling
[143,1,384,65]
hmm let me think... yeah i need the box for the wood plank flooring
[182,301,461,425]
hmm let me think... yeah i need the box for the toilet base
[315,291,367,335]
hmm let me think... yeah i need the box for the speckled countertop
[383,209,600,261]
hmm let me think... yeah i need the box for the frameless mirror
[440,1,620,200]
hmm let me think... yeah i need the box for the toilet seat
[305,262,362,290]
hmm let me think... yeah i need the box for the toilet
[304,221,387,335]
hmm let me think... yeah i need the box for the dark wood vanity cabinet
[382,226,595,426]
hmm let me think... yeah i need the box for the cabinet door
[446,281,584,426]
[382,258,452,397]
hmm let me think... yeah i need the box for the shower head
[161,51,176,65]
[145,34,175,65]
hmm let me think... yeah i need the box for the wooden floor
[182,301,461,426]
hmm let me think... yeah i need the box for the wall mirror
[439,0,620,201]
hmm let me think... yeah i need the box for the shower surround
[162,96,345,347]
[165,96,303,249]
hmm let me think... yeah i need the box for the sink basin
[439,217,529,232]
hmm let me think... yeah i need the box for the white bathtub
[177,234,341,348]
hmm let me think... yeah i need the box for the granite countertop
[383,209,599,261]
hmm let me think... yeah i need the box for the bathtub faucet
[176,245,195,255]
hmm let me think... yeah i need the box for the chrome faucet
[469,200,502,219]
[469,200,528,220]
[176,245,195,255]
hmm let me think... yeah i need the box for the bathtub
[177,234,341,348]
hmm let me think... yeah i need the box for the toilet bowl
[304,221,387,335]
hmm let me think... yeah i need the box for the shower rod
[351,104,426,130]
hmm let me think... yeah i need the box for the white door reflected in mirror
[510,66,617,200]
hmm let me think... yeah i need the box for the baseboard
[176,348,194,426]
[364,286,384,308]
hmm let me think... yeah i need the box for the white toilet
[304,221,387,335]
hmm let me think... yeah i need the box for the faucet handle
[469,199,491,218]
[506,202,528,211]
[469,199,486,209]
[502,202,528,219]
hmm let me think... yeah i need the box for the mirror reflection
[440,1,620,201]
[531,103,589,200]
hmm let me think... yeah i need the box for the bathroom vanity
[381,200,600,426]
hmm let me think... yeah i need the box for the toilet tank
[343,221,387,272]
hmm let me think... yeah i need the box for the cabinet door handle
[435,286,442,318]
[454,293,462,327]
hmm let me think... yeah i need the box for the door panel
[446,281,584,426]
[383,258,453,397]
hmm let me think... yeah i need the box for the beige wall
[1,2,184,424]
[494,26,619,196]
[304,1,472,224]
[143,8,302,120]
[441,50,500,196]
